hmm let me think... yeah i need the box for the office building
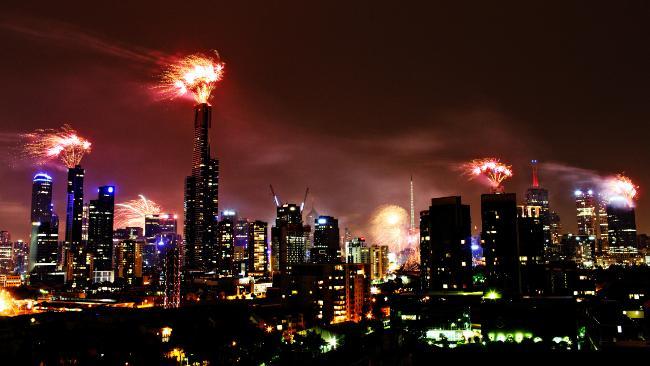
[247,220,269,278]
[271,203,307,274]
[234,218,250,277]
[216,210,235,276]
[369,244,389,281]
[285,263,368,324]
[311,216,341,264]
[481,193,521,296]
[114,239,142,285]
[525,160,551,250]
[157,233,182,308]
[419,196,472,291]
[184,103,219,272]
[88,186,116,272]
[517,205,546,294]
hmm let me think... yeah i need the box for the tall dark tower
[481,193,521,297]
[88,185,116,272]
[311,216,341,264]
[420,196,472,291]
[65,166,85,247]
[65,166,85,284]
[184,103,219,272]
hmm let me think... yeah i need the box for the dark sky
[1,1,649,240]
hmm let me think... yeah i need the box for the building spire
[531,159,539,188]
[410,175,415,231]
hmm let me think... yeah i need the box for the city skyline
[0,2,649,360]
[1,3,649,242]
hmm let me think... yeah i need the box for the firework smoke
[160,51,225,104]
[114,195,162,229]
[463,158,513,192]
[23,124,92,168]
[369,205,416,257]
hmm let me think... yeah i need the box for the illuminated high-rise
[30,173,53,223]
[216,210,235,276]
[88,186,115,272]
[369,245,389,281]
[184,103,219,273]
[144,213,177,277]
[28,173,59,275]
[0,232,12,275]
[271,203,306,274]
[575,189,597,237]
[247,220,269,277]
[114,239,142,285]
[525,160,551,250]
[311,216,341,264]
[157,233,182,308]
[234,217,250,277]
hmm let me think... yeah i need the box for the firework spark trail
[23,124,92,168]
[463,158,513,192]
[114,195,162,229]
[603,174,638,207]
[370,205,413,257]
[160,51,225,104]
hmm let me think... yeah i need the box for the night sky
[1,2,649,240]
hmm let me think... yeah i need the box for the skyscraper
[31,173,53,223]
[607,201,637,253]
[311,216,341,264]
[369,245,389,281]
[234,217,250,277]
[28,173,59,275]
[247,220,269,278]
[158,233,182,308]
[271,203,306,274]
[216,210,235,276]
[575,189,597,237]
[144,213,177,278]
[13,239,28,275]
[346,237,367,264]
[419,196,472,291]
[184,103,219,273]
[65,166,85,284]
[481,193,520,296]
[517,205,546,294]
[525,160,551,250]
[114,239,142,285]
[88,186,115,273]
[0,232,12,275]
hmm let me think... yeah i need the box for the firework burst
[369,205,414,257]
[23,124,92,168]
[604,174,638,207]
[463,158,513,192]
[161,51,225,104]
[114,195,162,229]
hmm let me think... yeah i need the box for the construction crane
[269,184,280,207]
[300,187,310,212]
